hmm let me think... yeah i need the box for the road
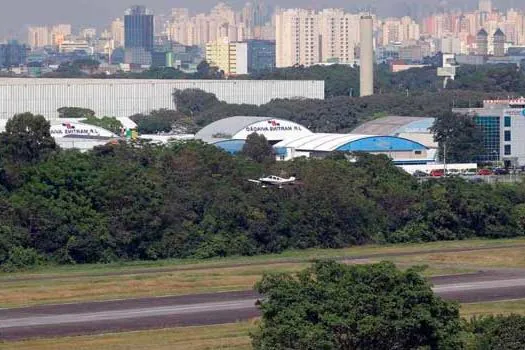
[2,271,525,340]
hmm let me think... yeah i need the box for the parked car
[430,169,445,177]
[413,170,428,177]
[462,169,477,176]
[493,168,509,175]
[478,169,493,176]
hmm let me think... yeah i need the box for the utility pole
[443,141,447,175]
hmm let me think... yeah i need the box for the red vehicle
[430,169,445,177]
[478,169,493,176]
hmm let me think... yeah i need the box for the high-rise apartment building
[476,28,488,55]
[124,6,154,52]
[275,9,320,67]
[50,24,72,46]
[0,41,28,68]
[440,36,462,54]
[206,38,275,75]
[205,38,247,75]
[81,28,97,41]
[28,27,49,48]
[493,28,506,56]
[247,39,276,72]
[124,6,154,65]
[400,16,420,42]
[111,18,125,47]
[165,2,274,48]
[319,9,359,64]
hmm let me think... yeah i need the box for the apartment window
[505,144,512,156]
[504,130,511,142]
[504,116,511,127]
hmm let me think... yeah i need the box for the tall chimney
[360,15,374,97]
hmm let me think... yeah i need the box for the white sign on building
[50,122,117,138]
[233,119,313,142]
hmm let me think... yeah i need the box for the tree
[0,113,57,164]
[431,111,485,163]
[83,116,123,135]
[469,314,525,349]
[130,109,195,134]
[241,133,274,163]
[194,60,224,79]
[173,89,221,117]
[58,107,96,119]
[252,261,463,350]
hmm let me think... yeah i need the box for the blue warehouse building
[197,117,435,164]
[274,133,432,164]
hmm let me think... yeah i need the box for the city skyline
[1,0,522,40]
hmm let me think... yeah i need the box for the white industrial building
[0,78,325,122]
[198,116,435,164]
[454,98,525,166]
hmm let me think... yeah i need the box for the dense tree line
[253,261,525,349]
[0,114,524,270]
[111,63,525,98]
[35,59,525,97]
[448,64,525,95]
[248,64,443,97]
[172,88,506,134]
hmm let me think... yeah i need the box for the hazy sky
[0,0,518,40]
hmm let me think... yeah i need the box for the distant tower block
[476,28,488,56]
[360,15,374,97]
[493,28,506,57]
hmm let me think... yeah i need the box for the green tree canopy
[130,109,194,134]
[58,107,96,119]
[252,261,463,350]
[242,133,274,163]
[173,89,222,117]
[0,112,57,164]
[431,111,485,163]
[469,314,525,349]
[83,116,123,135]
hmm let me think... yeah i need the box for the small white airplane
[248,175,297,188]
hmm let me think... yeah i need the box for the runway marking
[2,278,525,331]
[433,278,525,293]
[0,299,257,329]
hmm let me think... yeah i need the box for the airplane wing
[248,179,262,184]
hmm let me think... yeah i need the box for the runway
[2,271,525,340]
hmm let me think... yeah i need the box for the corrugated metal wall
[0,78,325,120]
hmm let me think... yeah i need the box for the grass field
[461,299,525,318]
[2,238,524,308]
[3,238,523,280]
[391,246,525,269]
[0,263,308,308]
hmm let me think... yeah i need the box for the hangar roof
[274,133,428,152]
[351,116,435,136]
[196,116,313,143]
[195,116,272,143]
